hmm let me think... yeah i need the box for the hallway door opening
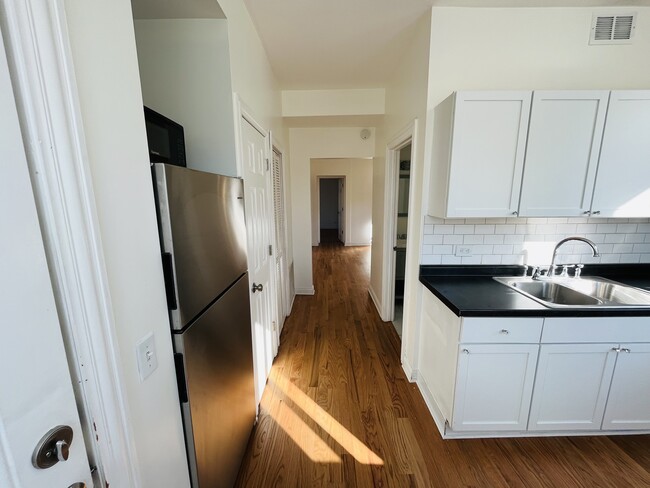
[318,177,345,245]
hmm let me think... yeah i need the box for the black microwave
[144,106,186,167]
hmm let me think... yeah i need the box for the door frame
[315,175,346,245]
[381,121,418,323]
[233,93,279,392]
[1,1,141,485]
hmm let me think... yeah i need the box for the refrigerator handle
[161,252,178,310]
[174,353,188,403]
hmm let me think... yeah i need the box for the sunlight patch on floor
[270,374,384,466]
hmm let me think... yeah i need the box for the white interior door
[272,149,287,336]
[0,30,92,487]
[241,117,275,404]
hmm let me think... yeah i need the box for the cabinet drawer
[460,317,543,343]
[542,317,650,343]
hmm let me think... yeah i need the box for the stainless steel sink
[494,276,650,309]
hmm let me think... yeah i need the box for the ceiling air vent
[590,13,636,45]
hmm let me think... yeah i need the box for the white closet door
[519,91,609,217]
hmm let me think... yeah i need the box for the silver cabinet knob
[462,348,470,354]
[621,348,631,353]
[511,211,519,216]
[592,210,601,215]
[611,347,621,352]
[499,329,510,335]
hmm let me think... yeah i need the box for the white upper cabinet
[429,91,532,218]
[590,90,650,217]
[518,91,609,217]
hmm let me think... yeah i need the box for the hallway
[236,244,650,487]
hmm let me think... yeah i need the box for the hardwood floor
[236,242,650,487]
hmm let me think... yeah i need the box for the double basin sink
[494,276,650,309]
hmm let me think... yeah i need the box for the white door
[0,30,92,487]
[272,149,287,337]
[451,344,539,432]
[528,343,617,431]
[519,90,609,217]
[591,90,650,217]
[338,178,345,244]
[602,343,650,430]
[446,91,532,217]
[241,117,275,404]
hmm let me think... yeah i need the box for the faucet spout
[547,236,600,278]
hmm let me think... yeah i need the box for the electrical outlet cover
[455,246,473,257]
[136,333,158,382]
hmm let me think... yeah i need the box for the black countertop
[419,264,650,317]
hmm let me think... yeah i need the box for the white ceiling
[243,0,650,89]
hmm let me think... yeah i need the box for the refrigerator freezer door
[175,273,255,488]
[154,164,248,330]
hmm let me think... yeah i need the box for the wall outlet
[455,245,473,257]
[136,333,158,382]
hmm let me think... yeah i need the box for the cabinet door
[591,90,650,217]
[528,344,617,431]
[446,91,532,217]
[603,343,650,430]
[519,91,609,217]
[451,344,538,432]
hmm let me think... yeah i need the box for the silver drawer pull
[499,329,510,335]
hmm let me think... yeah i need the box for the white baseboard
[295,286,315,295]
[345,241,371,247]
[416,374,448,437]
[368,285,384,320]
[401,357,417,383]
[288,293,296,313]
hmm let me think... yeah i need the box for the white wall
[134,19,237,176]
[370,13,431,374]
[63,1,190,486]
[289,127,376,294]
[282,88,386,117]
[311,159,373,245]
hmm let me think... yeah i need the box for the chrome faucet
[547,237,600,278]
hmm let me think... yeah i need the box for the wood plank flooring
[236,242,650,487]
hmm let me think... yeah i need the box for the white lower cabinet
[602,343,650,430]
[452,344,539,431]
[528,344,618,431]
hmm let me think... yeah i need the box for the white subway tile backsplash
[433,225,454,235]
[420,217,650,266]
[464,234,484,245]
[495,224,515,234]
[443,235,463,245]
[484,234,505,245]
[454,224,474,234]
[474,225,495,234]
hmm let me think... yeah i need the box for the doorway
[319,177,345,245]
[393,144,412,338]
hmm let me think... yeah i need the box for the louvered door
[272,149,287,336]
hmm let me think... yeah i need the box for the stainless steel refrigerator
[152,163,256,488]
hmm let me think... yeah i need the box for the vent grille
[590,13,636,44]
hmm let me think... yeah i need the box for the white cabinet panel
[437,91,532,218]
[519,91,609,217]
[451,344,538,432]
[460,317,543,344]
[591,90,650,217]
[528,344,617,431]
[603,343,650,430]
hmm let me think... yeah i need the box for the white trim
[401,358,417,383]
[296,286,316,295]
[382,121,417,321]
[368,286,383,318]
[416,375,448,436]
[345,242,372,247]
[0,1,140,486]
[288,291,296,314]
[315,175,346,246]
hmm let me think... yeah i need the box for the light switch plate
[136,333,158,382]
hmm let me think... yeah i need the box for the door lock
[251,283,263,293]
[32,425,73,469]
